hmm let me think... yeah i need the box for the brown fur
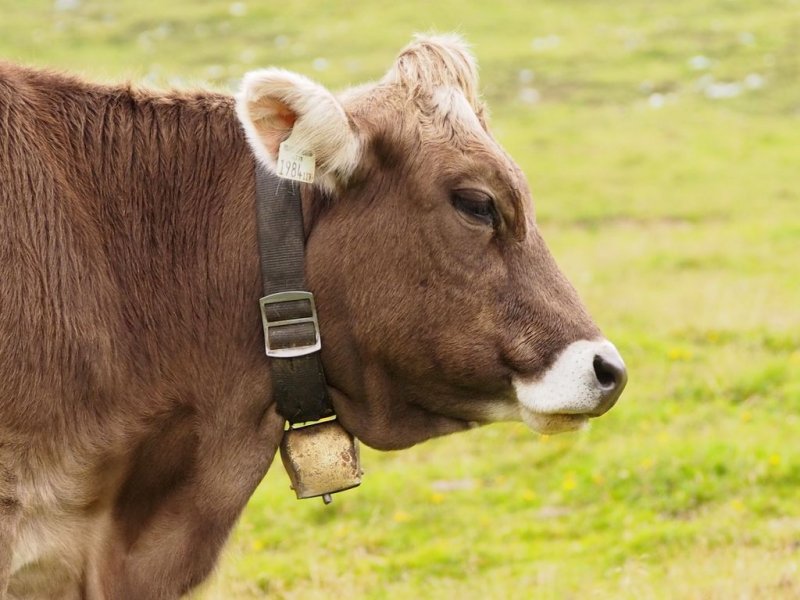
[0,42,600,598]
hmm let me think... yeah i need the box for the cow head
[236,34,627,450]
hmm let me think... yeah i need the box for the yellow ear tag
[276,136,315,184]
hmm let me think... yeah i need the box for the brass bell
[280,418,362,503]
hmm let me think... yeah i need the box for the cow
[0,34,626,598]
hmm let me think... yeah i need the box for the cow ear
[236,68,361,189]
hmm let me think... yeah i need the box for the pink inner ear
[252,97,298,157]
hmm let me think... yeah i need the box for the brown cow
[0,35,626,598]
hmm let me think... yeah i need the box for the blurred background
[2,0,799,598]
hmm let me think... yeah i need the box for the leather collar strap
[254,163,335,424]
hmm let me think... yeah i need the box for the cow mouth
[520,407,591,434]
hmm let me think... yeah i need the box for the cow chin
[327,386,476,451]
[520,408,589,434]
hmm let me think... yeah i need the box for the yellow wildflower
[392,510,412,523]
[667,347,693,361]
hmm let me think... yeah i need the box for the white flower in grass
[153,23,171,40]
[531,35,561,52]
[54,0,80,11]
[518,69,535,84]
[519,87,541,105]
[648,93,665,109]
[705,81,743,100]
[206,65,225,78]
[240,48,257,64]
[694,74,714,92]
[738,32,756,46]
[688,55,712,71]
[744,73,765,90]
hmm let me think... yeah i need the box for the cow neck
[254,163,335,424]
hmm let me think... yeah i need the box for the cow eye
[451,190,497,227]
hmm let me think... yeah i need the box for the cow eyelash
[451,190,498,227]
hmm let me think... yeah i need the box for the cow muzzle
[512,339,627,434]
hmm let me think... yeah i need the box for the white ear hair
[235,68,361,190]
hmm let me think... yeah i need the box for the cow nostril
[593,354,623,390]
[589,345,628,417]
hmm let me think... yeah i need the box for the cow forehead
[426,87,532,238]
[374,85,517,177]
[346,80,532,238]
[424,88,526,186]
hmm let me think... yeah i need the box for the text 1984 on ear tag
[277,140,315,184]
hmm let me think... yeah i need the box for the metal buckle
[259,290,322,358]
[284,414,337,431]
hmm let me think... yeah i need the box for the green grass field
[2,0,799,597]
